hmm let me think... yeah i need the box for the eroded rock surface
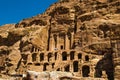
[0,0,120,80]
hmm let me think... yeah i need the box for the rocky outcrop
[23,71,105,80]
[0,0,119,80]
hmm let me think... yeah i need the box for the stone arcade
[0,0,120,80]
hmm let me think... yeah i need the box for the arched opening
[22,54,28,64]
[40,53,44,61]
[48,53,52,62]
[65,65,70,72]
[27,63,32,65]
[43,63,49,71]
[31,46,34,52]
[22,54,28,61]
[82,65,90,77]
[35,48,37,52]
[95,53,114,80]
[70,51,75,60]
[35,63,40,66]
[78,53,82,59]
[61,45,64,50]
[55,52,57,60]
[62,52,67,61]
[73,61,78,72]
[85,55,89,61]
[57,68,60,71]
[32,53,37,62]
[52,63,55,68]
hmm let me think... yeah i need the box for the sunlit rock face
[0,0,120,80]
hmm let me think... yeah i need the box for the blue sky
[0,0,58,26]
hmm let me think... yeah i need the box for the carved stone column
[36,53,40,62]
[71,32,74,49]
[59,51,62,61]
[27,53,32,63]
[70,62,73,72]
[48,63,52,71]
[57,34,60,50]
[44,52,48,62]
[78,62,82,77]
[74,52,77,60]
[65,34,70,50]
[49,34,55,51]
[68,51,70,60]
[89,65,94,77]
[33,47,36,52]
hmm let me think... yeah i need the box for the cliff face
[0,0,120,79]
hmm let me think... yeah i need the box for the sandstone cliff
[0,0,120,80]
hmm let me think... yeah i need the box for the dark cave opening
[65,65,70,72]
[62,52,67,61]
[82,65,90,77]
[95,50,114,80]
[73,61,78,72]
